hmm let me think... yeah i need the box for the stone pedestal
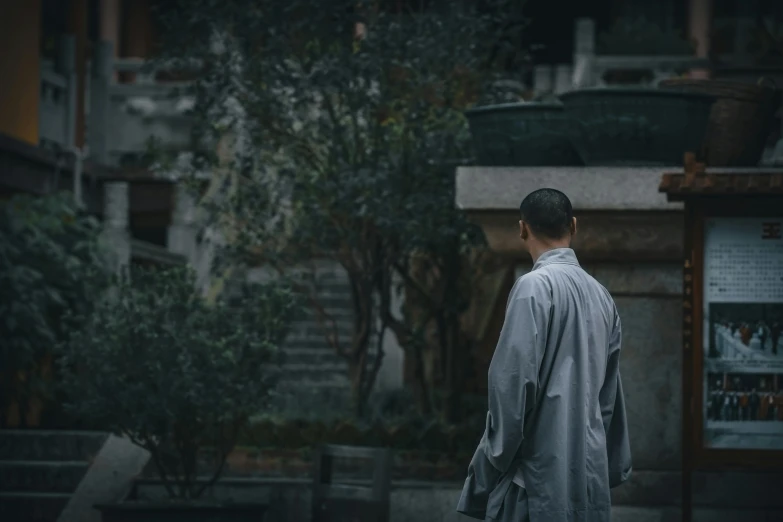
[102,181,130,274]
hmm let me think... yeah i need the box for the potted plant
[559,88,715,166]
[465,102,582,166]
[58,265,299,521]
[658,78,781,166]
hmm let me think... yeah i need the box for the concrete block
[57,434,150,522]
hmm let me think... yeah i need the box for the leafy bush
[0,192,108,427]
[58,265,299,499]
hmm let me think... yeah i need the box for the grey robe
[457,248,632,522]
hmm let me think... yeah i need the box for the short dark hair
[519,188,573,240]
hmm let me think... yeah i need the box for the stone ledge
[456,166,683,212]
[456,166,782,212]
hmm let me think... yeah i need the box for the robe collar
[532,247,580,271]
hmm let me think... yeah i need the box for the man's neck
[529,242,571,265]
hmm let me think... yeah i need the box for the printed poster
[702,218,783,450]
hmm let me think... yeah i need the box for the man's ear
[519,220,529,240]
[570,217,578,237]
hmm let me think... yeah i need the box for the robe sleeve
[457,276,550,519]
[599,309,633,488]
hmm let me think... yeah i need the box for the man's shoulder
[512,270,552,297]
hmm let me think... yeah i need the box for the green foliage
[152,0,525,418]
[58,265,299,499]
[0,192,108,427]
[245,389,487,455]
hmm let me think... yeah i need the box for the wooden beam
[0,0,42,144]
[68,0,89,148]
[688,0,712,79]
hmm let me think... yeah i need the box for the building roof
[659,170,783,201]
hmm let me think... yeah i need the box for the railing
[533,17,783,95]
[88,41,194,167]
[38,35,77,151]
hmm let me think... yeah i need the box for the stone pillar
[102,182,131,274]
[688,0,712,79]
[554,64,573,94]
[533,65,553,95]
[167,183,198,264]
[572,18,595,89]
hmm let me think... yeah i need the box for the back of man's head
[519,188,573,240]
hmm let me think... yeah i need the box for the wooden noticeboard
[660,165,783,522]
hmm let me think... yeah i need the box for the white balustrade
[570,18,710,89]
[88,41,195,167]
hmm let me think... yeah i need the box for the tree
[153,0,526,417]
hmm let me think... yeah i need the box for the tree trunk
[349,355,368,418]
[411,344,433,416]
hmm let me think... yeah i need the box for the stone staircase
[0,430,108,522]
[273,262,383,414]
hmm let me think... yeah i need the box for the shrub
[0,192,108,427]
[58,265,299,499]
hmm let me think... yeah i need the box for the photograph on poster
[702,218,783,450]
[705,373,783,450]
[707,303,783,367]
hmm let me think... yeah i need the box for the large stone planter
[96,501,269,522]
[658,79,780,167]
[465,102,582,166]
[560,88,714,166]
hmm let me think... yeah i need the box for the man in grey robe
[457,188,632,522]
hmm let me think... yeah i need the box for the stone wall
[454,166,783,519]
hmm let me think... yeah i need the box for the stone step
[0,431,107,462]
[284,334,357,349]
[0,492,71,522]
[282,348,346,365]
[302,289,353,300]
[276,377,352,390]
[282,362,347,374]
[288,318,354,333]
[298,300,355,313]
[283,337,347,351]
[278,371,350,387]
[0,460,89,493]
[280,352,380,371]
